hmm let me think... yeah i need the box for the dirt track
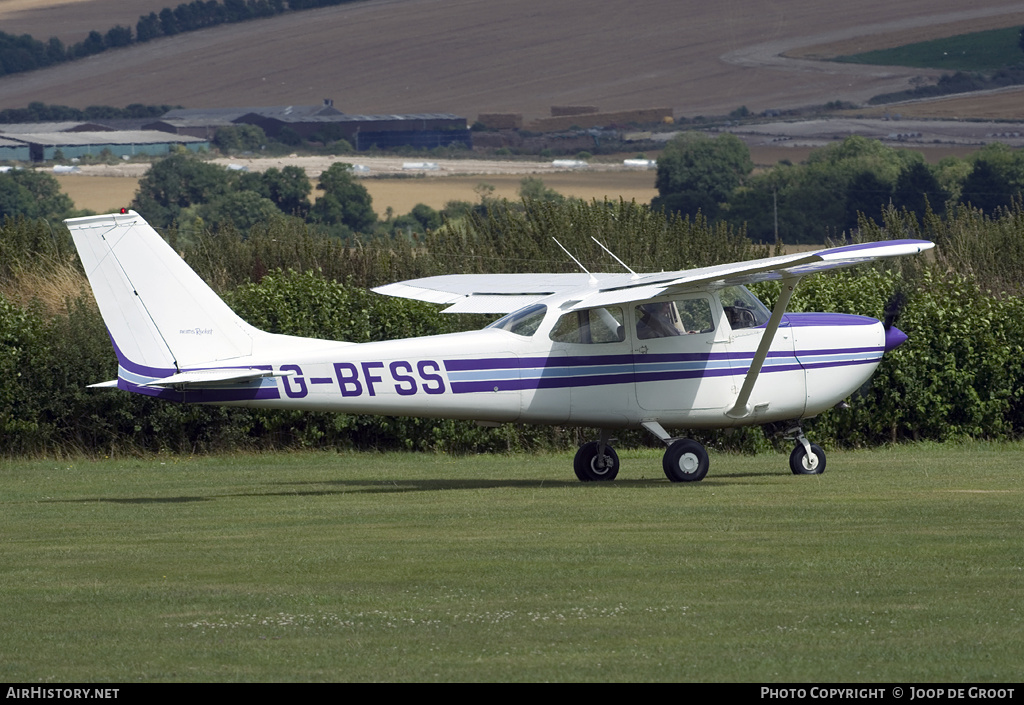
[3,0,1024,121]
[70,155,647,178]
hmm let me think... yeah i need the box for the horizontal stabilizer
[87,380,119,389]
[141,368,294,389]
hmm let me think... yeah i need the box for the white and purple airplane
[65,210,933,482]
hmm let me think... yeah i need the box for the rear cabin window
[550,306,625,344]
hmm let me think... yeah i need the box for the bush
[768,267,1024,446]
[7,196,1024,456]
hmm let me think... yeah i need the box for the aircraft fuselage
[116,294,888,431]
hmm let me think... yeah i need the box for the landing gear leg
[642,421,710,482]
[573,429,620,482]
[785,425,826,475]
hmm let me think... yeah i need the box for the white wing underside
[372,241,935,313]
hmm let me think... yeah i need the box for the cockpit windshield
[720,286,771,329]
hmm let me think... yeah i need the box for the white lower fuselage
[116,308,887,430]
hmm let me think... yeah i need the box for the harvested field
[52,157,657,214]
[54,173,140,213]
[360,171,656,214]
[3,1,1024,121]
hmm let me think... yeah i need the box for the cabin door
[631,294,736,411]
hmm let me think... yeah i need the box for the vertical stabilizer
[65,211,259,375]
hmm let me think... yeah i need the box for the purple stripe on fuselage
[449,356,877,394]
[451,372,639,394]
[448,354,880,394]
[446,346,884,375]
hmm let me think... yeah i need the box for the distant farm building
[0,136,31,161]
[0,121,118,134]
[149,100,472,150]
[0,122,208,162]
[144,107,262,140]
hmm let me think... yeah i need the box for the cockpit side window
[635,297,714,339]
[720,286,771,329]
[550,306,625,344]
[486,304,547,337]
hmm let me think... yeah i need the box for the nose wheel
[789,441,826,474]
[785,425,826,474]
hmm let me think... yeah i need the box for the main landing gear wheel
[663,439,710,482]
[790,443,826,475]
[573,441,620,482]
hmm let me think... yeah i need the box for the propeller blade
[883,291,906,330]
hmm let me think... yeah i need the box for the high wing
[376,239,934,423]
[372,273,601,313]
[373,240,934,312]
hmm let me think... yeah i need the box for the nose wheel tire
[663,439,709,482]
[790,443,826,475]
[573,442,620,482]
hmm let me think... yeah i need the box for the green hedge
[3,202,1024,456]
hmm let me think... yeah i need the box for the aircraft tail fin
[65,210,264,379]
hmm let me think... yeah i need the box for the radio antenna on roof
[552,237,597,285]
[591,237,639,279]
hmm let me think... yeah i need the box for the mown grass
[836,27,1023,72]
[1,444,1022,682]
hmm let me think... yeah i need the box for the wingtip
[87,380,119,389]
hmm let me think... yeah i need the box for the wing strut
[726,276,802,419]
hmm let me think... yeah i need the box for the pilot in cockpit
[636,301,685,339]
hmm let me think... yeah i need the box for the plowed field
[3,0,1024,121]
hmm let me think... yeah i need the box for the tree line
[129,153,388,240]
[0,0,363,79]
[654,132,1024,244]
[0,102,174,125]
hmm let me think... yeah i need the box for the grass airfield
[2,444,1022,682]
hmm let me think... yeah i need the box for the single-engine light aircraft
[65,211,933,482]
